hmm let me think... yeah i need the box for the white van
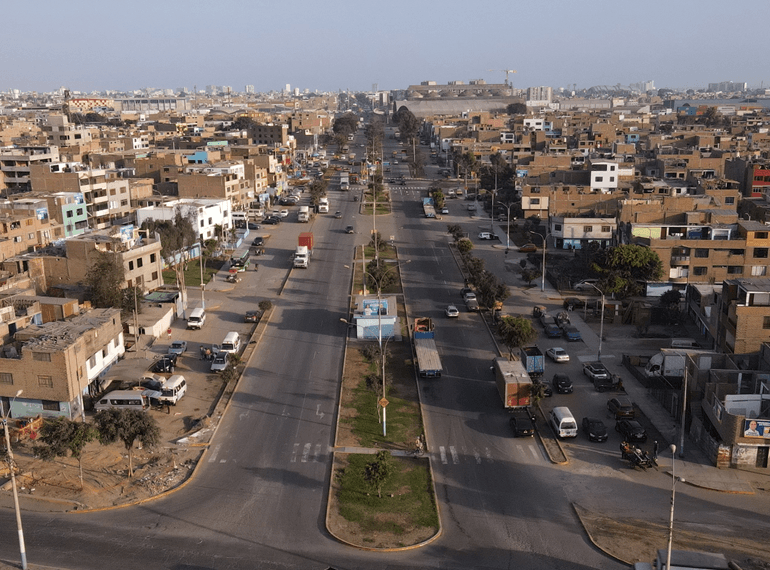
[94,389,157,412]
[318,197,329,213]
[220,331,241,355]
[187,307,206,330]
[550,406,578,438]
[158,375,187,405]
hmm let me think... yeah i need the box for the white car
[210,353,228,373]
[546,347,570,363]
[573,279,599,291]
[440,207,449,214]
[463,291,477,302]
[445,305,460,318]
[279,209,289,218]
[478,232,494,240]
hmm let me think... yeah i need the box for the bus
[230,251,250,272]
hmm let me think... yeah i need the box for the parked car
[583,361,610,381]
[607,396,636,419]
[262,216,281,225]
[140,374,165,392]
[582,417,608,442]
[509,409,536,437]
[151,357,175,374]
[445,305,460,318]
[546,347,570,363]
[210,353,229,373]
[519,243,537,253]
[247,222,260,230]
[552,373,573,394]
[345,225,355,234]
[168,341,187,355]
[616,419,647,443]
[244,310,262,323]
[533,376,553,397]
[460,287,474,298]
[478,232,494,240]
[161,352,179,367]
[440,207,449,214]
[573,279,599,291]
[463,291,477,302]
[279,209,289,218]
[563,297,586,310]
[252,236,265,247]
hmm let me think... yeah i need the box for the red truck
[493,357,532,409]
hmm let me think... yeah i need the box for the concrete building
[135,198,232,243]
[0,307,124,419]
[0,145,60,193]
[717,278,770,354]
[549,215,616,249]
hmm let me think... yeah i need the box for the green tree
[364,117,384,153]
[366,258,396,291]
[332,113,358,137]
[447,224,464,241]
[362,450,394,499]
[35,417,98,490]
[368,230,387,253]
[506,102,527,115]
[660,289,682,325]
[394,106,420,144]
[121,285,144,319]
[498,316,537,358]
[457,238,473,255]
[94,409,161,478]
[85,251,125,309]
[521,268,542,286]
[593,244,663,298]
[476,270,510,309]
[430,188,445,209]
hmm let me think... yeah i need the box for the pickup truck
[583,362,610,382]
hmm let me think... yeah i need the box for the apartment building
[549,215,616,249]
[177,165,252,207]
[136,198,232,243]
[716,279,770,354]
[1,307,124,419]
[0,145,60,192]
[0,201,63,259]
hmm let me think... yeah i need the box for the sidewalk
[476,237,767,495]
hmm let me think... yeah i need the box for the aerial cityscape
[1,2,770,570]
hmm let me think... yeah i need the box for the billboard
[743,419,770,439]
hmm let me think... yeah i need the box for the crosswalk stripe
[439,446,448,464]
[301,443,311,462]
[449,446,459,464]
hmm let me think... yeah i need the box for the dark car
[607,396,636,419]
[582,417,608,442]
[161,352,179,366]
[563,297,586,310]
[460,286,474,298]
[140,375,165,392]
[247,222,260,230]
[262,216,281,225]
[244,310,262,323]
[552,373,573,394]
[345,225,354,234]
[509,409,536,437]
[150,357,175,374]
[334,211,342,218]
[252,236,265,247]
[616,419,647,443]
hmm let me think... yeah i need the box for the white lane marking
[219,459,226,463]
[439,446,448,464]
[316,404,324,420]
[530,446,540,459]
[449,446,459,464]
[473,449,482,464]
[301,443,311,463]
[314,444,321,462]
[208,444,220,463]
[291,443,300,463]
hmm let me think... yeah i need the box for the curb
[571,503,633,566]
[72,307,274,514]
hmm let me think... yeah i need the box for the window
[727,266,743,275]
[32,352,51,362]
[150,253,156,263]
[584,226,593,233]
[137,257,143,268]
[754,248,769,259]
[110,189,116,196]
[151,271,158,281]
[76,208,83,216]
[66,210,73,218]
[38,375,53,388]
[554,224,562,231]
[695,249,709,258]
[725,197,735,205]
[764,316,770,330]
[609,177,615,182]
[595,176,603,182]
[530,198,540,205]
[0,372,12,384]
[128,261,134,270]
[28,233,34,240]
[42,400,60,411]
[751,266,767,276]
[757,232,768,239]
[693,267,708,276]
[601,226,611,232]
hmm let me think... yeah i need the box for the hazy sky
[3,0,768,94]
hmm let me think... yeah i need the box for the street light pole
[665,444,679,570]
[530,230,548,292]
[2,389,27,570]
[588,283,605,361]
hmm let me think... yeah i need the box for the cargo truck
[293,232,314,268]
[643,349,703,379]
[298,205,310,222]
[412,317,443,378]
[422,197,436,218]
[493,357,533,409]
[519,346,545,380]
[340,174,350,191]
[318,197,329,213]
